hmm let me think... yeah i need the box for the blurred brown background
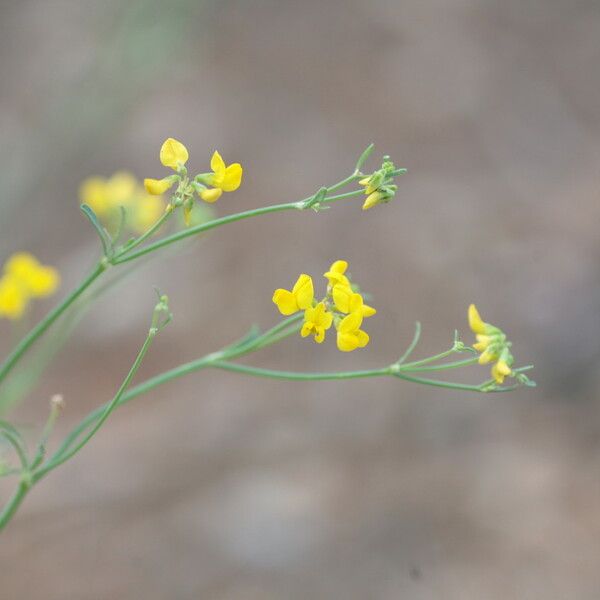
[1,0,600,598]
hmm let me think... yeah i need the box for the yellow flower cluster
[359,156,399,210]
[273,260,376,351]
[468,304,514,384]
[0,253,59,320]
[79,171,164,235]
[144,138,242,225]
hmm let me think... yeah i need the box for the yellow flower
[336,312,370,352]
[272,274,314,315]
[5,253,59,298]
[468,304,491,335]
[323,260,350,288]
[208,151,243,192]
[198,151,243,203]
[332,286,376,317]
[491,359,512,384]
[301,302,333,343]
[81,172,165,236]
[160,138,189,170]
[0,275,28,320]
[468,304,513,384]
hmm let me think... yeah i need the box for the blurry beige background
[1,0,600,598]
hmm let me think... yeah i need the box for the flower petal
[221,163,243,192]
[144,177,174,195]
[272,289,298,315]
[200,187,223,203]
[337,331,358,352]
[332,285,352,313]
[210,150,226,175]
[292,274,314,309]
[468,304,487,335]
[314,327,326,343]
[356,329,369,348]
[338,312,363,334]
[160,138,189,170]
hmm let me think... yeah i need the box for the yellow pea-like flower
[5,253,59,298]
[336,312,370,352]
[160,138,189,170]
[323,260,350,288]
[301,302,333,343]
[0,275,28,320]
[272,274,314,315]
[491,359,512,384]
[208,151,243,192]
[468,304,491,335]
[468,304,515,384]
[332,286,376,317]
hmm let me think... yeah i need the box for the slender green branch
[0,482,29,532]
[396,321,421,365]
[211,361,391,381]
[403,357,479,372]
[115,207,173,258]
[0,263,106,385]
[0,431,28,470]
[112,202,300,264]
[34,331,156,480]
[391,371,486,392]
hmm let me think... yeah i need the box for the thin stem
[402,357,479,372]
[392,371,486,392]
[114,208,173,258]
[34,330,156,480]
[326,173,360,193]
[322,189,364,204]
[211,361,391,381]
[401,347,461,370]
[47,317,305,463]
[0,431,28,470]
[0,482,29,532]
[396,321,421,365]
[0,263,106,386]
[112,202,300,265]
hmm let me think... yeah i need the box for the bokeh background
[1,0,600,598]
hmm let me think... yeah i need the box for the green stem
[0,431,28,470]
[47,317,304,463]
[34,329,156,481]
[322,189,364,203]
[0,263,106,386]
[0,482,29,532]
[402,357,479,372]
[401,348,462,370]
[211,361,391,381]
[391,371,485,392]
[112,202,300,265]
[114,207,173,258]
